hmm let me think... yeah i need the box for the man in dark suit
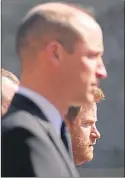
[1,2,107,177]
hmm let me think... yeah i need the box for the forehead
[74,14,104,53]
[78,103,97,121]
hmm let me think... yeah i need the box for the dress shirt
[17,86,62,136]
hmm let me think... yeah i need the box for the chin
[86,154,93,162]
[83,150,93,161]
[74,152,93,165]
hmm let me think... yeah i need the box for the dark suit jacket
[1,93,79,177]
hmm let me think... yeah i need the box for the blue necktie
[61,121,69,152]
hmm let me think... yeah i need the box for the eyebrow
[89,50,103,56]
[81,118,98,124]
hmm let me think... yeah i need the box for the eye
[88,53,96,58]
[83,123,90,127]
[82,121,93,127]
[88,54,99,60]
[88,52,102,60]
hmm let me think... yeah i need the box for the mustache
[89,143,96,146]
[75,139,96,148]
[89,140,96,146]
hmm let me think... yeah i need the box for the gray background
[1,0,124,177]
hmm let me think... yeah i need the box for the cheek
[80,126,91,141]
[81,57,96,75]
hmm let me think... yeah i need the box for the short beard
[71,136,93,165]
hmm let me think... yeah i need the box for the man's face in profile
[67,103,100,165]
[56,13,107,107]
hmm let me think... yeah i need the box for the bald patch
[25,2,87,16]
[25,2,97,33]
[72,13,102,38]
[16,2,98,57]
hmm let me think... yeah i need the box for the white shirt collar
[17,86,62,136]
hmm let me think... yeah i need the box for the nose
[91,127,101,140]
[96,59,107,79]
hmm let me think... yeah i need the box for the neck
[20,77,69,117]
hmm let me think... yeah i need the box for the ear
[46,40,64,62]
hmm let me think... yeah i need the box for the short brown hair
[94,88,105,103]
[66,88,105,120]
[16,2,95,57]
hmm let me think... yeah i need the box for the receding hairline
[66,88,104,121]
[25,2,95,19]
[16,2,97,56]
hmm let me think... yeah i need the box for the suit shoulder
[2,110,45,135]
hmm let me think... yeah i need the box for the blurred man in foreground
[2,2,107,177]
[66,88,104,165]
[1,68,104,166]
[1,68,19,116]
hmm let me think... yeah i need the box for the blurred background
[1,0,124,177]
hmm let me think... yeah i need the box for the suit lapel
[34,111,77,176]
[38,119,78,176]
[10,93,78,177]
